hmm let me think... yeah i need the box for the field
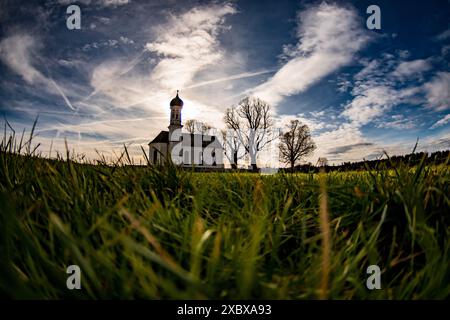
[0,146,449,299]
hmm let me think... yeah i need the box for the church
[148,91,224,169]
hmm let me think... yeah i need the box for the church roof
[149,131,221,148]
[148,131,169,144]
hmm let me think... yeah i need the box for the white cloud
[397,50,410,59]
[145,3,236,90]
[313,123,368,163]
[83,37,133,50]
[436,28,450,41]
[340,52,431,128]
[392,59,431,79]
[423,72,450,111]
[304,50,438,162]
[98,16,112,24]
[276,113,336,134]
[119,36,134,45]
[107,39,119,46]
[89,58,151,108]
[0,34,45,84]
[99,0,129,7]
[184,69,275,90]
[342,85,418,126]
[251,3,371,106]
[58,0,129,7]
[430,114,450,129]
[376,114,416,130]
[354,59,381,81]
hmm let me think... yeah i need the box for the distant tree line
[282,150,450,173]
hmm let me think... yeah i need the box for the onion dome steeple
[169,90,183,131]
[170,90,184,107]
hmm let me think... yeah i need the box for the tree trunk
[290,160,295,173]
[232,151,238,169]
[250,150,257,171]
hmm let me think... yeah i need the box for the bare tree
[184,119,196,134]
[198,122,212,135]
[221,129,245,169]
[224,97,276,171]
[184,119,212,134]
[279,120,316,172]
[317,157,328,167]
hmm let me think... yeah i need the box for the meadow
[0,136,449,299]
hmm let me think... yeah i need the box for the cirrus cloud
[423,71,450,111]
[251,2,371,106]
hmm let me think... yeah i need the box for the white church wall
[149,143,168,165]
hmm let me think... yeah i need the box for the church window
[153,149,158,163]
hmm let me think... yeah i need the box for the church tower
[168,90,183,134]
[168,91,184,159]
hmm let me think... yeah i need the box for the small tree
[279,120,316,172]
[221,129,245,169]
[317,157,328,167]
[184,119,196,134]
[184,119,212,134]
[198,122,212,135]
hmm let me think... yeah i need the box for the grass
[0,131,449,299]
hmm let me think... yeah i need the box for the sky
[0,0,449,165]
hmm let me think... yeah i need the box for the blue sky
[0,0,449,164]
